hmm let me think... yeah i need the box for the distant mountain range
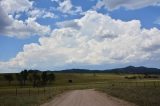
[60,66,160,74]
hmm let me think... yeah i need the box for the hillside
[59,66,160,74]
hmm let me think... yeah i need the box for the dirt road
[42,89,136,106]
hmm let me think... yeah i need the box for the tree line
[3,69,55,87]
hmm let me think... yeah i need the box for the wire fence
[106,81,160,88]
[0,81,160,106]
[0,87,66,106]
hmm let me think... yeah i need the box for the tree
[16,73,23,86]
[93,72,96,77]
[4,74,14,85]
[32,71,41,87]
[41,72,48,86]
[28,74,33,83]
[48,73,55,84]
[20,70,28,86]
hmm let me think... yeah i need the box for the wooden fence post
[38,87,39,95]
[144,82,146,88]
[16,88,17,96]
[44,87,45,96]
[29,88,30,96]
[50,88,52,97]
[154,82,156,88]
[135,82,138,87]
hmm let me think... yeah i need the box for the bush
[144,75,159,79]
[125,76,137,79]
[68,80,73,83]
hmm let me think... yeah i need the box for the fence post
[154,82,156,88]
[52,87,54,96]
[29,88,30,96]
[44,87,45,96]
[16,88,18,96]
[144,82,146,88]
[135,82,137,87]
[50,87,52,97]
[38,87,39,95]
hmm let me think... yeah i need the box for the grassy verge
[0,73,160,106]
[98,85,160,106]
[0,87,63,106]
[0,83,105,106]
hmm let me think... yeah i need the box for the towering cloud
[0,11,160,72]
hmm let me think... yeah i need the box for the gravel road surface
[42,89,136,106]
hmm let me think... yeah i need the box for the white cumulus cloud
[0,11,160,72]
[94,0,160,10]
[53,0,82,15]
[3,17,51,38]
[0,0,33,14]
[28,8,57,19]
[0,1,51,38]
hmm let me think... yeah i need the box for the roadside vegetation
[99,84,160,106]
[0,71,160,106]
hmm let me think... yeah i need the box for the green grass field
[0,73,160,106]
[99,86,160,106]
[0,73,125,87]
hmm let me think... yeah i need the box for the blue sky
[0,0,160,72]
